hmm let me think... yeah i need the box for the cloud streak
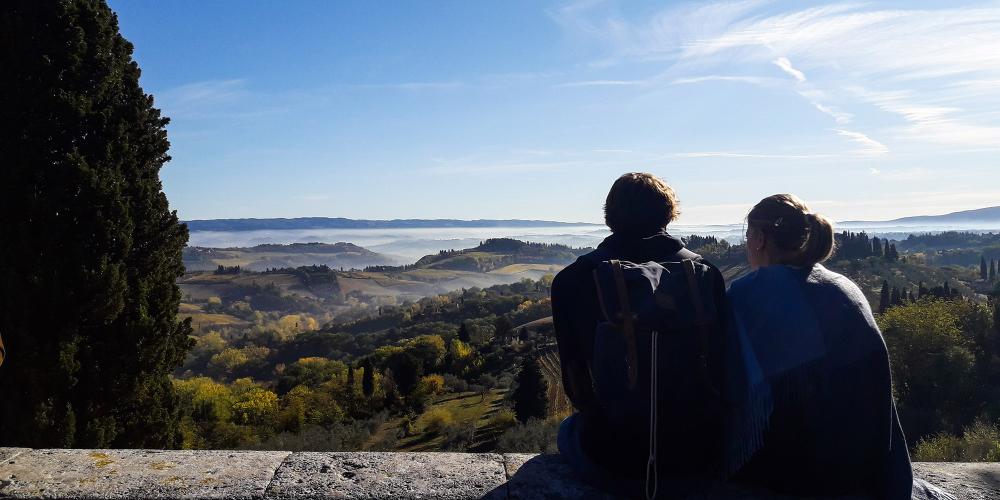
[834,129,889,155]
[773,57,806,82]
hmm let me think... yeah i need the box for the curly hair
[603,173,680,236]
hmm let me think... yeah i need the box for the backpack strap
[610,260,640,389]
[681,259,720,396]
[0,332,5,368]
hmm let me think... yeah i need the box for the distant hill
[184,217,598,232]
[183,242,403,272]
[843,206,1000,225]
[401,238,588,273]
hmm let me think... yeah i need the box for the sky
[109,0,1000,225]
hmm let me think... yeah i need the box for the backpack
[583,248,725,499]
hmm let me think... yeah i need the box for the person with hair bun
[724,194,915,498]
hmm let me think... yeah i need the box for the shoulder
[807,264,875,314]
[728,265,791,294]
[552,255,597,295]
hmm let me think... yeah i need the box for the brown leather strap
[0,333,5,368]
[610,260,639,388]
[682,260,719,396]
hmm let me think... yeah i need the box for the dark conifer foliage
[457,322,471,343]
[991,260,997,282]
[361,360,376,398]
[982,257,990,281]
[512,357,549,423]
[0,1,192,448]
[879,281,891,314]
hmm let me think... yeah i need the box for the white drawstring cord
[645,330,659,500]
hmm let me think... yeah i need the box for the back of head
[747,194,835,267]
[604,172,680,237]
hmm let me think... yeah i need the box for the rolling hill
[843,206,1000,226]
[183,242,404,272]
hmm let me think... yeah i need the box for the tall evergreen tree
[884,240,891,260]
[0,1,193,448]
[982,256,990,281]
[991,260,997,282]
[361,359,376,398]
[891,287,902,307]
[879,280,891,314]
[872,237,884,258]
[457,322,471,343]
[512,357,549,423]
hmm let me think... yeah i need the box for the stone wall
[0,448,997,499]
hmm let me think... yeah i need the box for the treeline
[833,232,899,261]
[878,279,961,314]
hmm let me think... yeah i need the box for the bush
[440,421,476,451]
[495,418,560,453]
[442,373,468,393]
[422,407,454,436]
[251,422,371,451]
[914,419,1000,462]
[488,408,518,431]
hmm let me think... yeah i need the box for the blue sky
[109,0,1000,224]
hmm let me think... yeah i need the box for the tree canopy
[0,0,192,447]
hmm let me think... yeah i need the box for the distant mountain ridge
[184,217,599,232]
[842,206,1000,225]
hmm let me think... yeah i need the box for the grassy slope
[369,389,508,452]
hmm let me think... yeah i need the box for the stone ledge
[0,448,996,499]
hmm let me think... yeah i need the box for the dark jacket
[551,231,728,478]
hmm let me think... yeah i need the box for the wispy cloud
[834,129,889,155]
[773,57,806,83]
[557,1,1000,149]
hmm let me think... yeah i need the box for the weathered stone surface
[0,449,289,499]
[0,448,29,464]
[913,463,1000,500]
[501,453,618,499]
[0,449,995,499]
[266,452,507,499]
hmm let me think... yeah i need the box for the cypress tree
[982,257,990,281]
[879,280,891,314]
[991,260,997,282]
[458,322,471,343]
[0,1,192,448]
[347,364,355,386]
[361,359,375,398]
[891,287,902,306]
[512,357,549,423]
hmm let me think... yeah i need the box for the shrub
[495,418,560,453]
[488,409,518,431]
[422,407,454,436]
[914,419,1000,462]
